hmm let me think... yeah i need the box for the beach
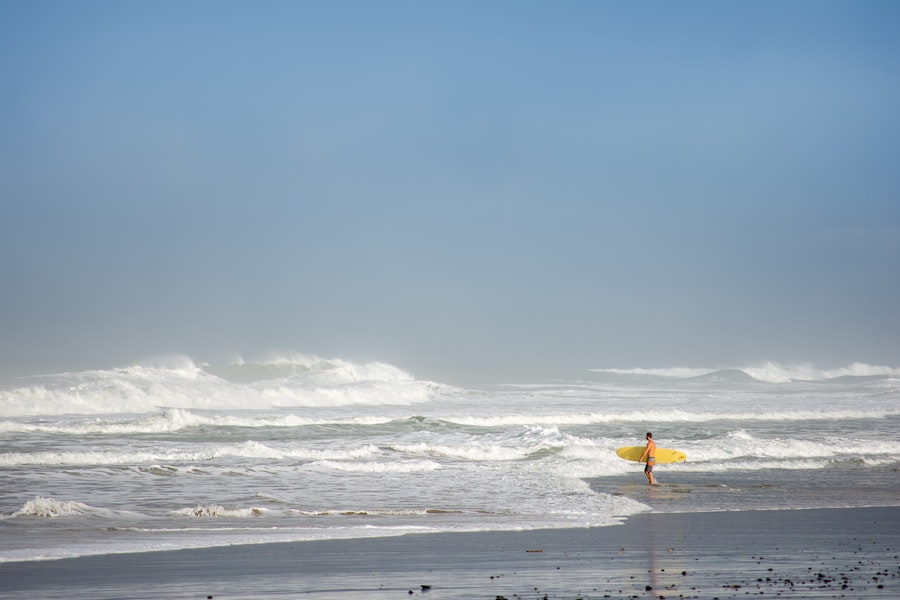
[2,506,897,600]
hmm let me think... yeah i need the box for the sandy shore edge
[2,506,899,599]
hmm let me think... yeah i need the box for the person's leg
[644,462,655,484]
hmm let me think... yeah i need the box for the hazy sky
[2,1,899,375]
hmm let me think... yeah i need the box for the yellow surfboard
[616,446,686,464]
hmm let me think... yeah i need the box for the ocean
[2,355,898,563]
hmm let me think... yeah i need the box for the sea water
[1,355,898,563]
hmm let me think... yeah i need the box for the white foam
[0,355,439,417]
[592,367,713,378]
[310,459,443,473]
[0,441,383,467]
[6,497,145,520]
[442,408,900,427]
[11,497,91,518]
[174,505,269,518]
[0,409,395,435]
[389,442,532,461]
[677,430,900,463]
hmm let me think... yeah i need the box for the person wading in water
[639,432,656,484]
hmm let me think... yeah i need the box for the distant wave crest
[592,361,900,383]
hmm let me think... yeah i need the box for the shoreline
[2,506,899,599]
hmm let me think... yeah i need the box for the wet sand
[1,506,898,599]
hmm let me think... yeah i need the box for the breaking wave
[0,354,444,417]
[5,497,144,520]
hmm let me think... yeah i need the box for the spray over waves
[592,361,900,383]
[0,354,444,417]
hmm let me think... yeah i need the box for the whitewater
[1,355,898,563]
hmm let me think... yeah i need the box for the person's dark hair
[646,432,652,438]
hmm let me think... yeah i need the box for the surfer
[639,432,656,484]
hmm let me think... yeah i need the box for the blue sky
[2,1,899,376]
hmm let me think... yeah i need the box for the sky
[2,1,899,377]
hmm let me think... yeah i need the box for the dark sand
[1,507,898,599]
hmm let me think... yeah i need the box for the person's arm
[639,443,650,462]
